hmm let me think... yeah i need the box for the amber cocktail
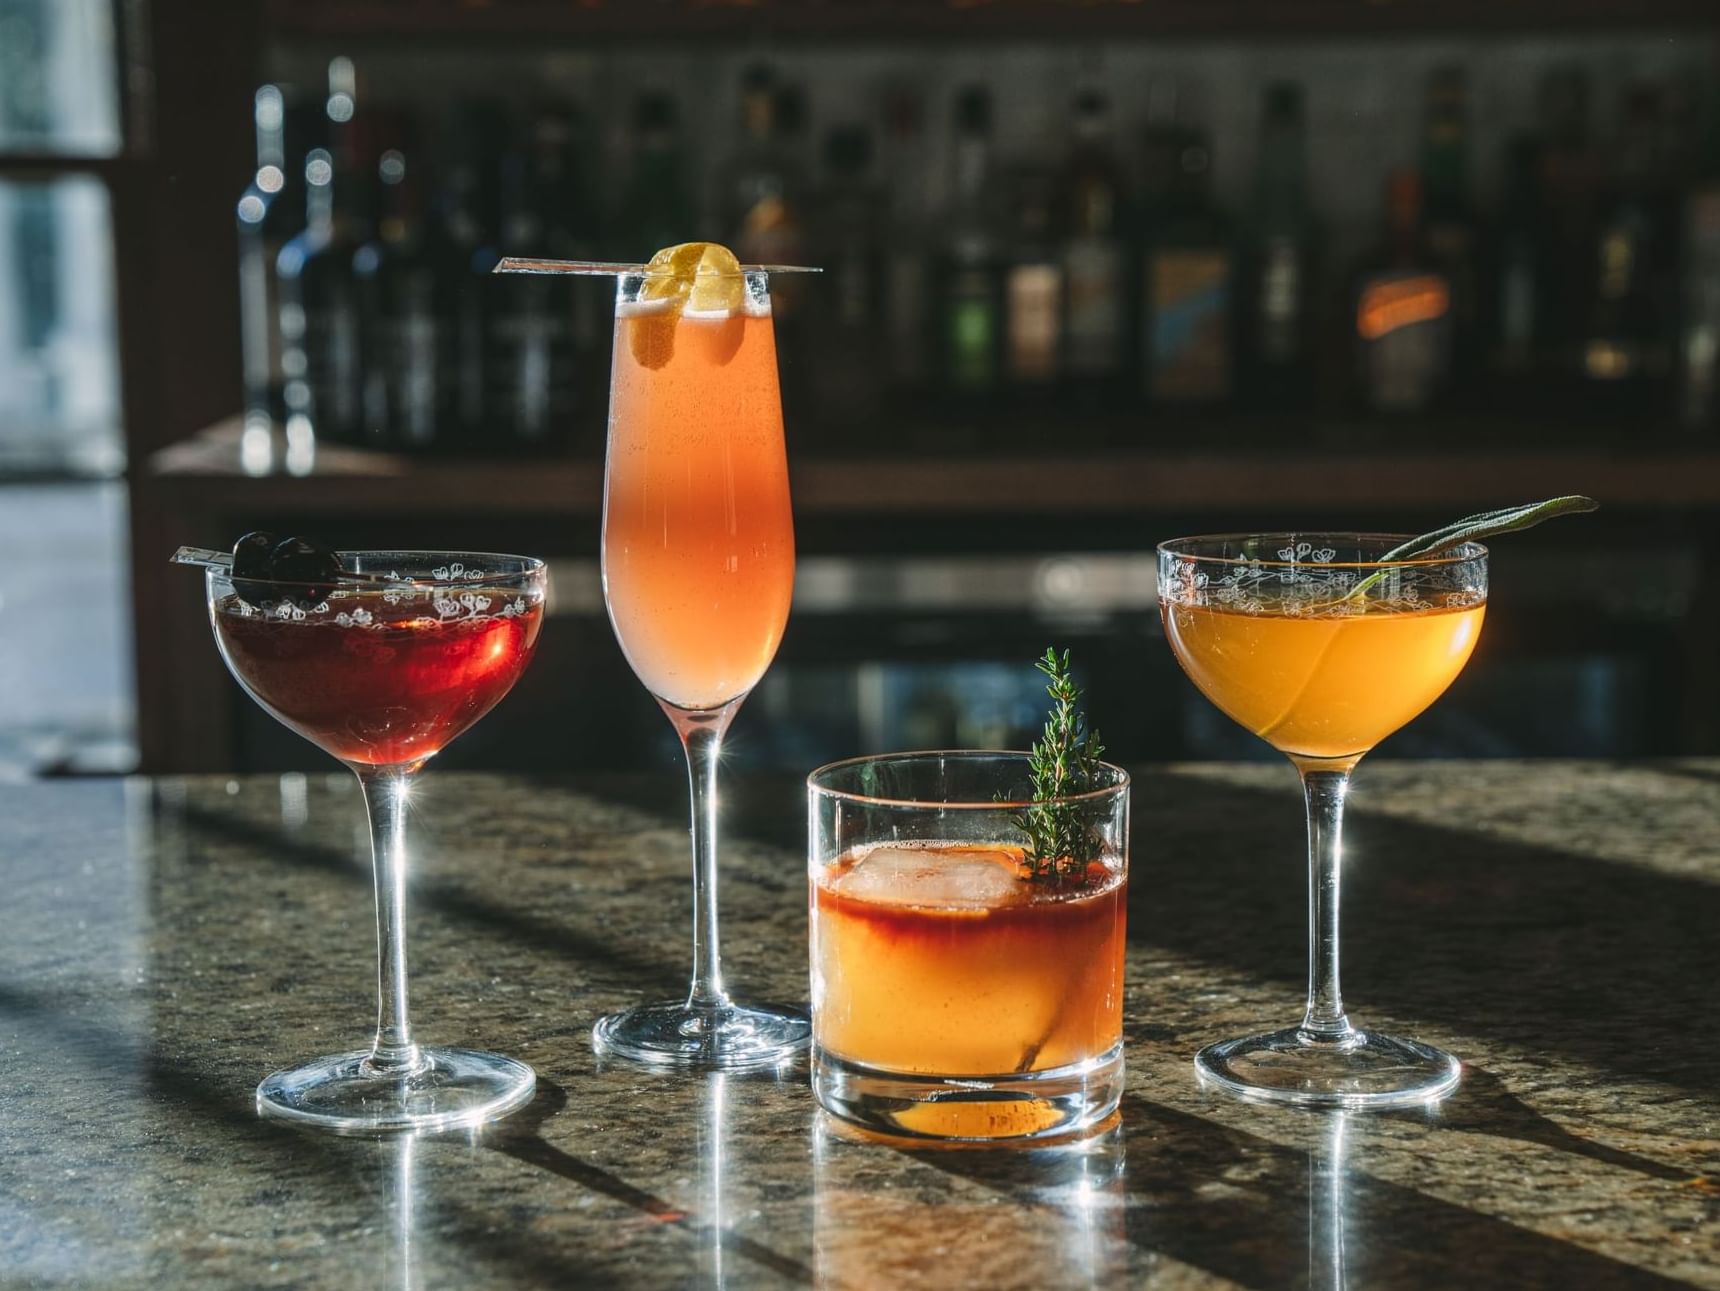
[1159,534,1488,1108]
[809,752,1129,1141]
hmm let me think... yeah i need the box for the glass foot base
[813,1042,1125,1142]
[592,1000,810,1071]
[256,1047,536,1134]
[1195,1027,1460,1109]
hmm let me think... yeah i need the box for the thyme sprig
[1012,648,1106,885]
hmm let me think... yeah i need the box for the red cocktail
[214,590,542,767]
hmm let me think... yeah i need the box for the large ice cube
[833,844,1022,909]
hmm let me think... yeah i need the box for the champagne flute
[592,265,810,1069]
[1159,534,1487,1107]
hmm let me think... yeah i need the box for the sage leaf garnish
[1347,495,1597,602]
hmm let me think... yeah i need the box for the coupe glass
[1158,534,1487,1108]
[206,550,546,1132]
[592,266,810,1068]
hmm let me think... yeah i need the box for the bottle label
[1063,238,1122,375]
[1258,236,1301,364]
[948,270,997,391]
[1357,271,1451,409]
[888,251,926,384]
[489,278,575,442]
[1007,262,1061,382]
[1147,250,1232,401]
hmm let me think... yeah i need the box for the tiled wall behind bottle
[271,33,1719,242]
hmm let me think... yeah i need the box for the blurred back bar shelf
[262,0,1720,39]
[126,3,1720,773]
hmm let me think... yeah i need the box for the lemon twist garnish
[642,241,744,313]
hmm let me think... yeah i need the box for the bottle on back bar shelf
[236,84,307,434]
[1486,136,1548,403]
[1681,84,1720,431]
[353,127,453,452]
[1243,82,1316,410]
[618,92,696,265]
[1536,66,1604,386]
[1058,89,1128,406]
[1139,84,1234,408]
[938,85,1005,402]
[433,99,507,451]
[1421,67,1479,384]
[1004,167,1063,395]
[1352,171,1453,414]
[276,58,368,447]
[1581,86,1678,418]
[809,124,886,434]
[485,100,594,455]
[881,89,934,406]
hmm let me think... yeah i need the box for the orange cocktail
[1158,534,1488,1109]
[1162,597,1484,760]
[813,844,1126,1076]
[593,243,811,1071]
[808,752,1130,1140]
[602,298,793,710]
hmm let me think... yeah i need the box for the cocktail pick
[493,256,821,276]
[170,545,417,588]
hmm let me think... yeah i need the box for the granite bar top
[1,761,1716,1289]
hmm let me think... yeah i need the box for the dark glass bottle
[1681,83,1720,431]
[1140,95,1234,408]
[1421,67,1479,382]
[617,93,696,263]
[352,134,455,452]
[1352,172,1454,414]
[808,124,886,435]
[1536,67,1604,381]
[236,84,304,432]
[434,100,507,451]
[1581,86,1678,416]
[881,89,934,402]
[1058,89,1128,402]
[938,86,1004,400]
[1486,137,1547,400]
[1244,82,1317,409]
[1004,168,1063,393]
[486,101,596,454]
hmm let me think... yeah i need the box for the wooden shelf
[148,418,1720,516]
[263,0,1720,41]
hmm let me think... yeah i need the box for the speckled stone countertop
[2,762,1716,1289]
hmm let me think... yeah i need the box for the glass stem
[356,765,424,1074]
[1295,761,1358,1044]
[669,703,739,1013]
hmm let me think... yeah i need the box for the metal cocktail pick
[493,257,821,276]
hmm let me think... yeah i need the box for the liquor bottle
[721,66,787,252]
[1581,86,1678,415]
[808,124,885,431]
[352,132,453,452]
[1421,67,1479,381]
[938,86,1004,399]
[1351,171,1453,414]
[276,60,369,447]
[236,85,303,433]
[1057,89,1128,401]
[1244,82,1316,408]
[1680,86,1720,430]
[1535,67,1604,381]
[1487,137,1546,393]
[1004,168,1062,390]
[1139,90,1234,407]
[881,89,934,401]
[486,101,595,454]
[617,92,696,263]
[434,99,507,450]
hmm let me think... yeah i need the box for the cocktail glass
[807,751,1129,1140]
[206,550,546,1132]
[591,265,810,1068]
[1158,534,1487,1107]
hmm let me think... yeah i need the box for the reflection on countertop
[0,764,1715,1288]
